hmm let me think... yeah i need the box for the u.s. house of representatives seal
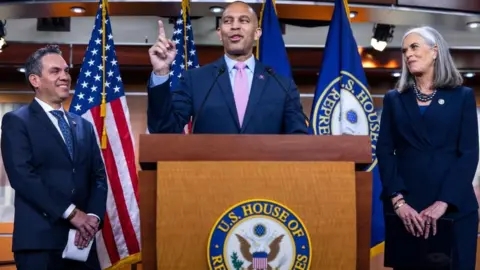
[207,199,311,270]
[311,71,380,169]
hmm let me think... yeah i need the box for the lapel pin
[258,74,264,80]
[438,99,445,105]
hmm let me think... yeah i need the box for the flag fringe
[103,252,142,270]
[370,241,385,257]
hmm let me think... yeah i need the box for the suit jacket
[147,57,308,134]
[377,86,479,219]
[0,99,108,251]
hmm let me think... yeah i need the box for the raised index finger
[158,20,166,38]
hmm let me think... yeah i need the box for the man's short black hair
[24,44,62,91]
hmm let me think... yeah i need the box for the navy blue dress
[377,87,479,270]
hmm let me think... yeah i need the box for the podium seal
[207,199,311,270]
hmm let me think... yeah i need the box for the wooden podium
[138,135,373,270]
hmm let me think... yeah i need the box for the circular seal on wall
[207,199,311,270]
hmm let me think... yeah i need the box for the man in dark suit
[1,45,108,269]
[146,1,308,134]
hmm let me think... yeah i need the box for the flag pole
[255,0,265,59]
[101,0,108,149]
[343,0,351,22]
[255,0,277,60]
[182,0,189,68]
[181,0,195,134]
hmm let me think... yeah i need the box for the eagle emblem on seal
[235,233,285,270]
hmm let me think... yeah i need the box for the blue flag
[309,0,385,256]
[255,0,292,79]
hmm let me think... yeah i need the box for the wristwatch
[67,208,77,220]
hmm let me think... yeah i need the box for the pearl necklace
[413,83,436,102]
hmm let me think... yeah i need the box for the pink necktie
[233,62,249,127]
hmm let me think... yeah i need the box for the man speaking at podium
[146,1,308,134]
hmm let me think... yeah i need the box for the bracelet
[392,198,404,206]
[67,208,77,220]
[394,201,406,211]
[393,198,404,207]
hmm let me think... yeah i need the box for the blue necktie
[50,110,74,159]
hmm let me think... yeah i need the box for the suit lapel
[214,58,241,129]
[399,89,431,145]
[241,61,267,132]
[29,100,73,161]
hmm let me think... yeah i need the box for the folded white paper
[62,229,94,262]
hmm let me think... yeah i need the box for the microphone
[191,65,226,133]
[264,67,310,127]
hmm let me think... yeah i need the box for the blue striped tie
[50,110,74,159]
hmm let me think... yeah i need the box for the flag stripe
[100,213,121,263]
[84,72,139,261]
[101,126,140,255]
[84,108,124,262]
[90,106,135,258]
[107,99,141,246]
[110,97,139,202]
[95,229,113,267]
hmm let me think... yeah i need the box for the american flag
[170,5,200,133]
[69,0,141,268]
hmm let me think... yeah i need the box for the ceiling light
[371,24,395,51]
[209,6,224,13]
[371,38,387,51]
[70,6,86,14]
[17,67,25,73]
[467,22,479,29]
[464,72,475,78]
[349,11,358,18]
[392,72,401,77]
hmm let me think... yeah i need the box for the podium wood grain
[155,161,357,270]
[139,170,372,270]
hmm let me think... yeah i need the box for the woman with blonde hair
[377,26,479,269]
